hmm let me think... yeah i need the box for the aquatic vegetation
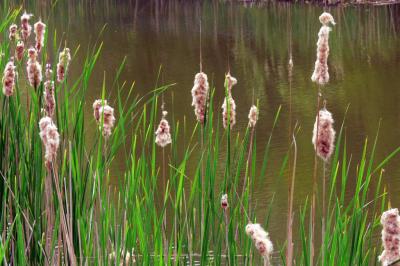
[57,47,71,82]
[191,72,209,124]
[0,6,398,266]
[33,20,45,52]
[2,58,16,97]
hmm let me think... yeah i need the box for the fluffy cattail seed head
[248,105,258,127]
[16,41,25,61]
[311,25,332,85]
[155,111,172,148]
[2,58,17,97]
[222,96,236,129]
[379,208,400,266]
[9,24,18,41]
[34,20,46,52]
[93,99,108,123]
[191,72,209,124]
[319,12,336,26]
[99,105,116,139]
[39,117,60,164]
[21,12,33,40]
[57,48,71,83]
[245,223,273,260]
[26,48,42,88]
[312,108,335,161]
[222,73,237,129]
[44,64,55,118]
[221,194,229,210]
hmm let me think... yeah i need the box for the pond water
[18,0,400,249]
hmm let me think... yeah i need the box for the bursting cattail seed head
[319,12,336,26]
[221,194,229,210]
[26,47,42,88]
[34,20,46,52]
[93,99,108,123]
[379,208,400,266]
[39,117,60,164]
[2,58,16,97]
[312,108,336,161]
[16,41,25,61]
[9,24,18,41]
[245,223,273,260]
[191,72,209,124]
[311,12,335,86]
[57,48,71,83]
[222,73,237,129]
[248,105,258,128]
[21,12,33,40]
[155,111,172,148]
[99,105,116,139]
[44,64,55,117]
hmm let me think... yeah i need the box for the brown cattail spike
[34,20,46,52]
[57,48,71,83]
[191,72,209,124]
[311,12,335,86]
[312,108,335,161]
[155,111,172,148]
[21,12,33,41]
[379,208,400,266]
[222,73,237,129]
[2,58,17,97]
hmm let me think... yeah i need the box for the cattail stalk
[246,223,274,266]
[21,12,33,41]
[44,64,55,117]
[9,24,18,41]
[34,20,46,52]
[2,58,16,97]
[310,12,335,265]
[16,41,24,61]
[27,47,42,89]
[221,194,231,265]
[57,48,71,83]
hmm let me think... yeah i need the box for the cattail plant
[310,12,335,265]
[311,12,335,86]
[20,12,33,41]
[246,223,274,266]
[34,20,46,52]
[57,48,71,83]
[155,110,172,148]
[222,73,237,129]
[98,105,116,139]
[39,116,60,163]
[221,193,231,264]
[44,64,55,117]
[379,208,400,266]
[248,105,258,128]
[155,108,171,259]
[16,41,24,61]
[93,99,108,123]
[191,72,209,124]
[312,107,335,161]
[26,47,42,89]
[9,24,17,41]
[2,58,16,97]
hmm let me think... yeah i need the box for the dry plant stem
[311,89,321,266]
[51,163,77,265]
[162,147,168,261]
[286,134,297,266]
[224,209,231,266]
[44,164,55,266]
[322,162,327,264]
[264,256,270,266]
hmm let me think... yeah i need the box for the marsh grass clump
[2,58,16,97]
[379,208,400,266]
[312,108,336,161]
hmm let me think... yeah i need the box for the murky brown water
[18,0,400,247]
